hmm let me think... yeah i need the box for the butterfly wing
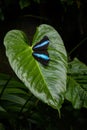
[32,51,50,66]
[33,36,49,51]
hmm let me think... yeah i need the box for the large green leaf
[4,24,67,111]
[66,58,87,108]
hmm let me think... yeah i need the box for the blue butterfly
[32,36,50,66]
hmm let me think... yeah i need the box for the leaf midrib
[34,60,56,103]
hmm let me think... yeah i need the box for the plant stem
[68,37,87,56]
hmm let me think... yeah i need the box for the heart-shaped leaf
[4,24,67,111]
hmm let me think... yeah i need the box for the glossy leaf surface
[4,24,67,110]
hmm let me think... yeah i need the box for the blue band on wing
[33,52,49,61]
[32,51,50,66]
[33,40,49,49]
[33,36,49,51]
[32,36,50,66]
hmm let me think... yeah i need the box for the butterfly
[32,36,50,66]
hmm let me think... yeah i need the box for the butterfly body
[32,36,50,66]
